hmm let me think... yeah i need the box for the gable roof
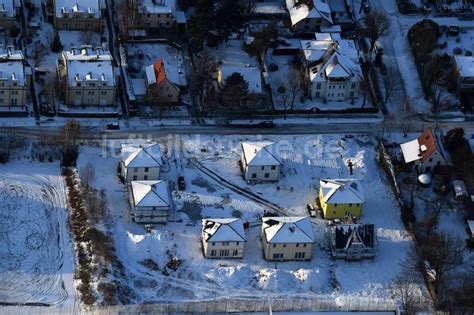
[400,128,448,163]
[130,180,171,207]
[55,0,101,18]
[286,0,333,26]
[145,57,186,88]
[0,48,26,87]
[121,143,162,168]
[140,0,176,14]
[320,179,365,204]
[454,55,474,78]
[262,216,314,243]
[241,142,283,167]
[334,223,376,250]
[202,218,246,242]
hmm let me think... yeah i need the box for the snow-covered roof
[454,55,474,78]
[255,2,286,15]
[0,48,27,87]
[121,143,162,168]
[286,0,333,27]
[262,217,315,244]
[202,218,247,242]
[219,66,263,94]
[300,38,335,62]
[62,46,115,88]
[55,0,101,18]
[0,0,16,17]
[328,0,346,12]
[130,180,171,207]
[320,25,342,33]
[145,57,186,88]
[309,47,360,82]
[400,139,421,163]
[468,220,474,235]
[140,0,176,15]
[320,179,365,204]
[131,78,147,97]
[241,142,282,167]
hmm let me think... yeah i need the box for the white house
[241,142,282,182]
[305,37,361,101]
[286,0,332,32]
[121,143,162,182]
[129,180,171,223]
[400,128,450,173]
[201,218,246,259]
[261,216,315,261]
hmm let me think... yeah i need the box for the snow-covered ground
[76,133,413,304]
[0,162,76,307]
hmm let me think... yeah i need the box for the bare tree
[42,71,59,109]
[80,30,97,46]
[364,10,391,52]
[390,273,427,315]
[189,51,218,109]
[381,65,401,104]
[115,0,140,38]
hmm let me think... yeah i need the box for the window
[350,91,354,97]
[351,82,356,89]
[252,173,257,178]
[261,166,264,170]
[11,91,18,95]
[133,175,137,180]
[144,175,148,180]
[273,253,283,259]
[334,204,338,207]
[144,167,149,172]
[295,252,305,259]
[211,242,215,246]
[210,250,216,257]
[232,249,239,256]
[11,98,17,105]
[272,244,276,248]
[296,243,299,247]
[271,166,276,170]
[220,249,229,257]
[283,244,286,247]
[316,83,321,90]
[315,92,320,97]
[75,91,81,95]
[349,203,352,207]
[429,158,433,162]
[101,91,107,95]
[303,243,307,247]
[236,242,239,246]
[264,173,269,178]
[134,168,138,172]
[222,242,229,246]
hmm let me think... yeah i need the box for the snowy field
[77,133,412,304]
[0,163,75,307]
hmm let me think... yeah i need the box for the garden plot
[77,134,412,304]
[0,163,75,307]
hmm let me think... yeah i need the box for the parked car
[178,176,186,191]
[106,122,120,130]
[307,204,317,217]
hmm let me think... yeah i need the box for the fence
[1,296,398,315]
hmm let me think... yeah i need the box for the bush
[51,31,62,52]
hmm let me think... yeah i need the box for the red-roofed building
[144,57,181,105]
[400,128,450,173]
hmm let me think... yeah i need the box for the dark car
[178,176,186,190]
[257,121,275,128]
[107,122,120,130]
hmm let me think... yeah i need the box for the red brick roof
[153,57,166,86]
[417,128,437,162]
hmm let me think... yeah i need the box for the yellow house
[319,179,365,219]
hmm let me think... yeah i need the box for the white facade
[129,180,171,223]
[121,143,162,182]
[0,47,30,106]
[241,142,282,182]
[201,218,246,259]
[286,0,333,32]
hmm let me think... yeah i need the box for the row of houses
[201,216,377,261]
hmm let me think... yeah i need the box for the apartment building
[0,0,20,29]
[136,0,176,30]
[53,0,103,30]
[0,47,31,107]
[57,46,118,106]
